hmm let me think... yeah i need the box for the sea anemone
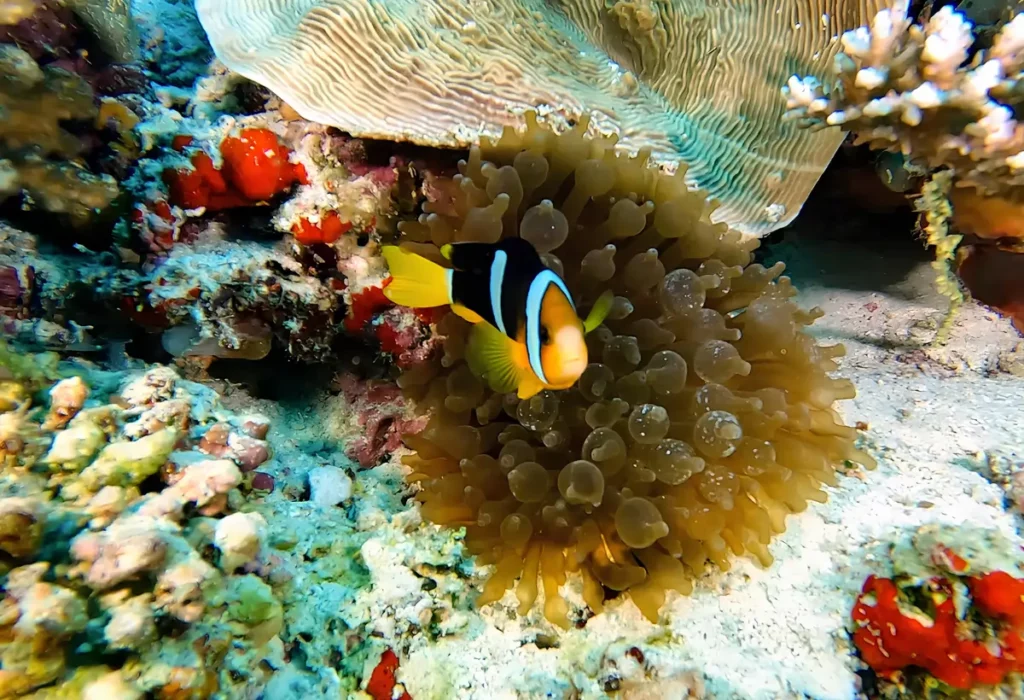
[396,112,874,627]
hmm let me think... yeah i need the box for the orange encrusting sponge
[853,571,1024,689]
[291,212,352,245]
[163,128,307,210]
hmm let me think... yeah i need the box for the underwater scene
[1,0,1024,697]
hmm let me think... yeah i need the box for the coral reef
[0,222,146,353]
[783,5,1024,199]
[783,4,1024,334]
[0,348,285,697]
[193,0,897,236]
[110,81,450,363]
[395,112,873,627]
[852,525,1024,694]
[0,0,152,244]
[131,0,212,86]
[63,0,137,62]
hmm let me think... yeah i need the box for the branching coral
[395,112,874,627]
[783,5,1024,197]
[783,3,1024,336]
[0,353,285,697]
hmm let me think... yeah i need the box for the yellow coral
[0,47,119,225]
[395,112,873,627]
[915,171,965,343]
[0,0,36,25]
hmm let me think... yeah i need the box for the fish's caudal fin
[466,322,528,395]
[381,246,452,308]
[583,290,614,334]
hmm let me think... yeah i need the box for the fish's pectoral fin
[381,245,452,308]
[583,290,615,334]
[466,322,526,394]
[440,244,453,260]
[451,303,485,325]
[516,373,546,399]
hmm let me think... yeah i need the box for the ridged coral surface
[193,0,894,235]
[396,114,874,627]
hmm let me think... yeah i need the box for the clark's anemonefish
[381,238,612,399]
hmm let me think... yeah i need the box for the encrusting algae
[392,112,875,628]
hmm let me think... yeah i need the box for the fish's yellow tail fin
[382,246,452,308]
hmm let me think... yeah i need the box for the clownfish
[381,238,612,399]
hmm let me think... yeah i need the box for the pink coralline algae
[344,281,442,369]
[332,373,428,467]
[0,264,32,317]
[197,422,272,473]
[131,200,189,255]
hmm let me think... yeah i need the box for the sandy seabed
[217,214,1023,700]
[394,221,1023,700]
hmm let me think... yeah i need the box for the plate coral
[194,0,896,236]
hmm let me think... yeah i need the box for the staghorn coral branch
[783,3,1024,196]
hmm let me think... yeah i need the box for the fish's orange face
[536,284,588,388]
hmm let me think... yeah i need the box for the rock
[308,465,352,508]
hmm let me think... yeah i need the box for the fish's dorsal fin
[583,290,614,334]
[466,321,529,394]
[450,303,484,324]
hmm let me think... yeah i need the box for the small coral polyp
[397,112,874,627]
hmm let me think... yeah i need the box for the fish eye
[540,325,551,344]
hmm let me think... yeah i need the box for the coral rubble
[0,348,285,697]
[193,0,896,236]
[395,112,873,627]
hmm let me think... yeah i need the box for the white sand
[240,228,1023,700]
[393,231,1024,700]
